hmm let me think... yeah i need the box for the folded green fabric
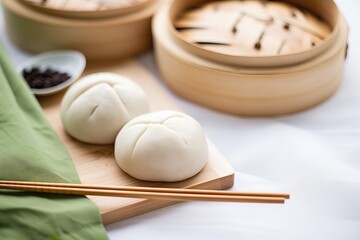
[0,43,108,240]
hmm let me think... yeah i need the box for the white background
[1,1,360,239]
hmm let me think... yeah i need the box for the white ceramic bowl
[17,50,86,96]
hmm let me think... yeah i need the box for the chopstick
[0,180,289,204]
[0,180,290,198]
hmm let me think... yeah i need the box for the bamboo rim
[3,0,161,28]
[19,0,157,19]
[154,5,348,75]
[166,0,341,67]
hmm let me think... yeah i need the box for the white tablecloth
[1,1,359,239]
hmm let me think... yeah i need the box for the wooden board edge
[207,140,234,177]
[100,172,235,225]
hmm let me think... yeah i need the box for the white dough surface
[115,110,208,182]
[60,72,149,144]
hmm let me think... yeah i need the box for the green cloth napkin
[0,43,108,240]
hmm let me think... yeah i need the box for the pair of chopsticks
[0,180,289,204]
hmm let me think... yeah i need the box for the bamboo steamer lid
[153,0,349,116]
[2,0,163,62]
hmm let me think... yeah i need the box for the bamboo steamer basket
[153,0,349,116]
[2,0,163,62]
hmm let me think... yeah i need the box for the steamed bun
[61,72,149,144]
[114,110,208,182]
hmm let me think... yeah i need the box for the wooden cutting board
[38,60,234,225]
